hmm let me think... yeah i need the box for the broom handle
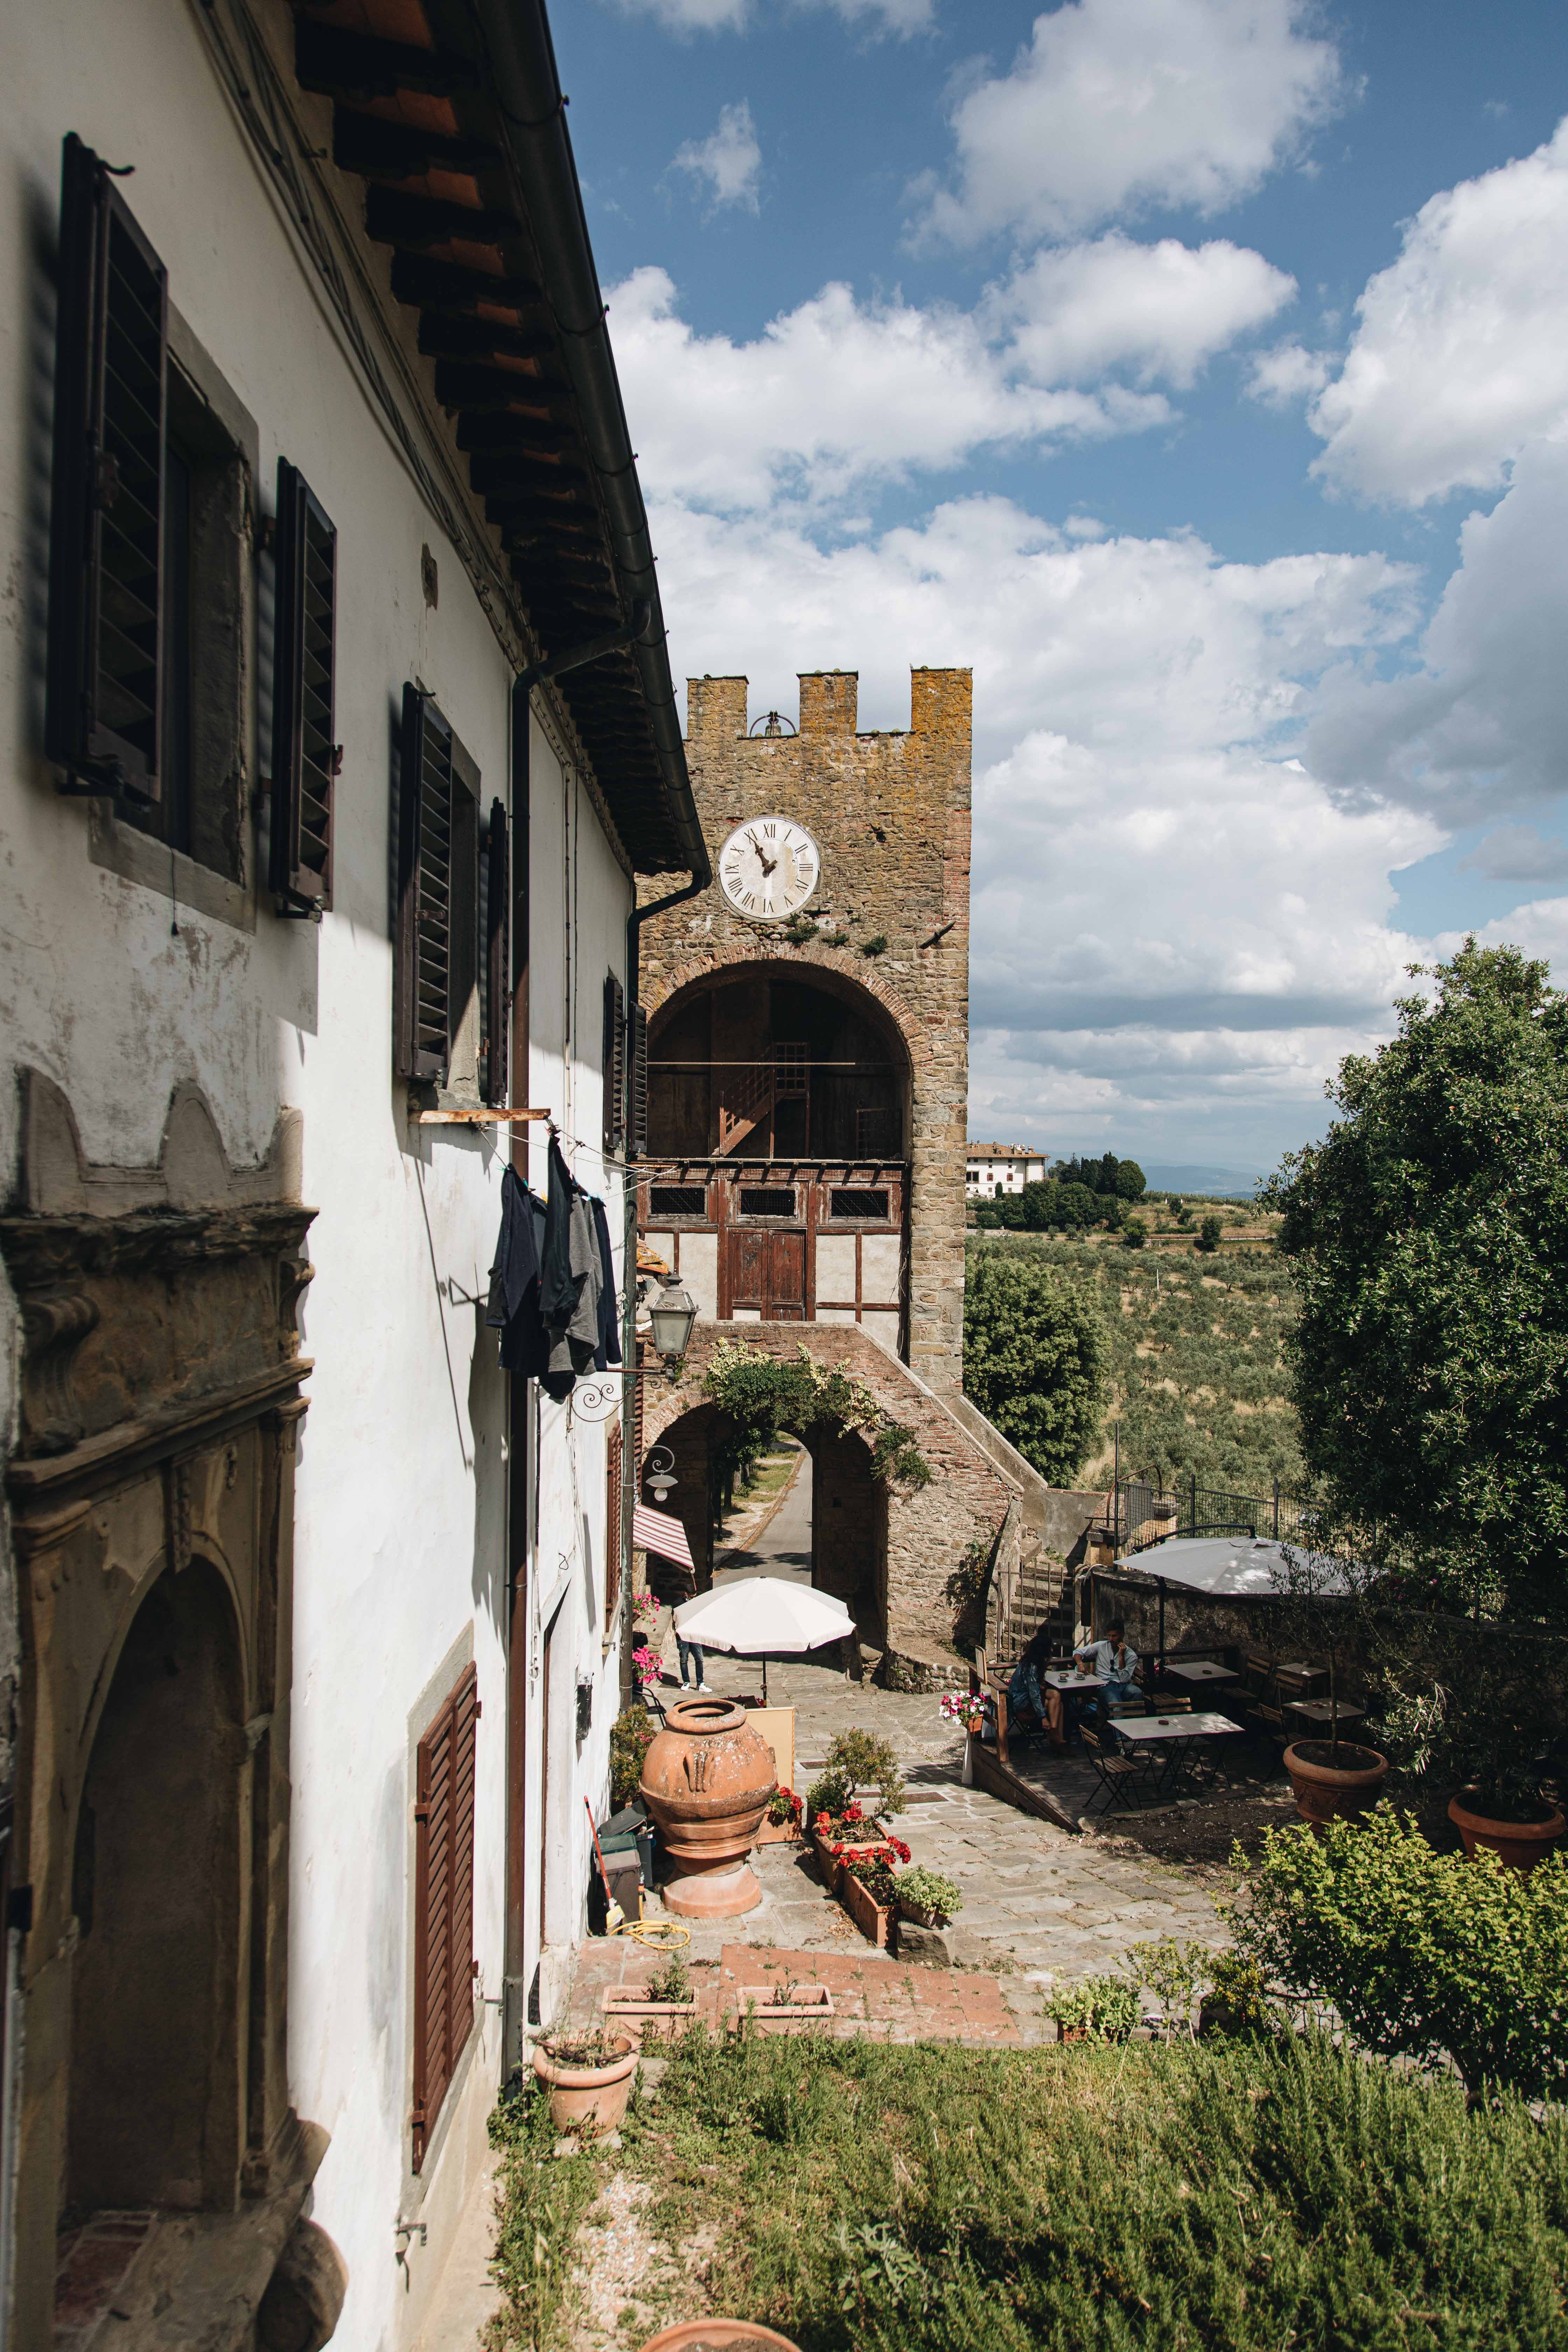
[585,1797,617,1903]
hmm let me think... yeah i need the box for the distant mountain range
[1141,1163,1269,1199]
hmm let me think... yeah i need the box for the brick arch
[642,947,934,1083]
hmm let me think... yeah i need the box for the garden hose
[613,1916,691,1948]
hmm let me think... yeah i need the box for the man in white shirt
[1074,1622,1140,1725]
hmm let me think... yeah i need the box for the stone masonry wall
[637,670,972,1395]
[643,1318,1015,1680]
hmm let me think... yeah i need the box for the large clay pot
[532,2032,637,2133]
[637,2324,800,2352]
[639,1697,776,1918]
[1448,1792,1568,1872]
[1282,1740,1388,1830]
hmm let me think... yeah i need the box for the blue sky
[555,0,1568,1174]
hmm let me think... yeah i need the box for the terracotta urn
[639,1696,776,1918]
[1282,1740,1388,1830]
[1448,1791,1568,1872]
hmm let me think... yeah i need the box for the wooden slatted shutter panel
[601,972,625,1158]
[605,1418,623,1632]
[412,1663,481,2171]
[270,458,338,912]
[396,686,455,1082]
[482,800,509,1106]
[628,1003,648,1156]
[46,134,167,804]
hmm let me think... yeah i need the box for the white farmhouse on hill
[966,1141,1049,1197]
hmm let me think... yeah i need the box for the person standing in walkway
[677,1627,710,1692]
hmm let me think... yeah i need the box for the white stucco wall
[0,5,632,2346]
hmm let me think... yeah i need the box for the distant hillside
[965,1233,1302,1496]
[1141,1163,1269,1199]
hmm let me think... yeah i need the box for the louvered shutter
[482,800,509,1106]
[397,686,456,1082]
[46,134,167,804]
[412,1663,480,2172]
[628,1003,648,1156]
[270,458,337,913]
[605,1418,623,1632]
[601,972,625,1158]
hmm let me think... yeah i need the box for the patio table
[1108,1710,1245,1796]
[1283,1698,1366,1730]
[1164,1660,1237,1687]
[1043,1670,1106,1691]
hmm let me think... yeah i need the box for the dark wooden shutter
[396,686,482,1087]
[46,134,167,803]
[628,1003,648,1155]
[270,458,337,913]
[606,1419,623,1632]
[482,800,509,1106]
[601,972,625,1158]
[412,1663,480,2172]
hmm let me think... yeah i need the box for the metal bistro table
[1110,1710,1245,1797]
[1043,1671,1107,1694]
[1163,1659,1238,1690]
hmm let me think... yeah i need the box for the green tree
[1196,1214,1223,1253]
[963,1253,1105,1482]
[1114,1158,1147,1199]
[1265,941,1568,1620]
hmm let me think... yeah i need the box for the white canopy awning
[1110,1534,1352,1598]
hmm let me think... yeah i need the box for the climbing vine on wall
[703,1340,932,1492]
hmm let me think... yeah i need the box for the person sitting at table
[1008,1625,1069,1749]
[1073,1622,1141,1728]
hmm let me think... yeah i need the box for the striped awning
[632,1502,695,1572]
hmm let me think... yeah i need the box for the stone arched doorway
[68,1557,245,2214]
[639,1402,888,1651]
[640,961,913,1356]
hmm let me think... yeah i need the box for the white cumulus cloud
[1246,340,1332,407]
[994,233,1295,389]
[672,100,763,211]
[1308,118,1568,505]
[915,0,1344,246]
[613,0,933,33]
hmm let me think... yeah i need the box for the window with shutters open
[47,134,167,804]
[602,971,625,1158]
[396,687,483,1091]
[412,1663,480,2172]
[270,458,338,914]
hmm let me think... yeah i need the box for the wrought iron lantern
[648,1280,697,1367]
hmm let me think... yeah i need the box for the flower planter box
[810,1831,884,1893]
[838,1868,894,1950]
[897,1900,951,1931]
[757,1814,804,1847]
[732,1984,835,2036]
[600,1988,699,2045]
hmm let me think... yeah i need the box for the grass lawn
[489,2029,1568,2351]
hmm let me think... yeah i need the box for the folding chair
[1080,1725,1158,1814]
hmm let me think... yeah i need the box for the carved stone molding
[16,1288,100,1455]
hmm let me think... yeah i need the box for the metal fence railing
[1113,1476,1317,1552]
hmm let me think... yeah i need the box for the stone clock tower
[636,667,972,1395]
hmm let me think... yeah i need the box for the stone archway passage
[69,1558,245,2214]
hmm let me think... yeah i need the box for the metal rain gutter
[470,0,710,887]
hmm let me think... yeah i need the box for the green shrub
[609,1706,655,1808]
[1046,1971,1141,2041]
[1203,1948,1273,2038]
[487,2079,601,2347]
[824,1726,906,1817]
[896,1865,963,1922]
[614,2030,1568,2351]
[1228,1804,1568,2099]
[805,1765,853,1819]
[1196,1214,1223,1252]
[1126,1937,1210,2037]
[963,1252,1105,1482]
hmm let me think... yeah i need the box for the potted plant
[1380,1667,1566,1871]
[1045,1972,1140,2044]
[757,1786,804,1847]
[733,1963,836,2036]
[894,1865,963,1929]
[637,2322,802,2351]
[836,1846,902,1947]
[805,1774,885,1889]
[1269,1542,1389,1827]
[939,1688,992,1784]
[532,2026,638,2133]
[602,1950,700,2043]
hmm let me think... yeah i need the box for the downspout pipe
[471,0,710,888]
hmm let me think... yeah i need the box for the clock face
[717,815,821,922]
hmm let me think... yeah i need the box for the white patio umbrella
[672,1578,853,1704]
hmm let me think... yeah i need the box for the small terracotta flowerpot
[532,2033,637,2133]
[732,1984,834,2037]
[1282,1740,1387,1830]
[636,2323,801,2352]
[1448,1792,1568,1872]
[601,1988,699,2045]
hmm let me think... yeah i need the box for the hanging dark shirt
[540,1136,579,1330]
[590,1196,622,1372]
[485,1168,552,1380]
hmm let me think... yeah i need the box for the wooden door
[726,1228,806,1319]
